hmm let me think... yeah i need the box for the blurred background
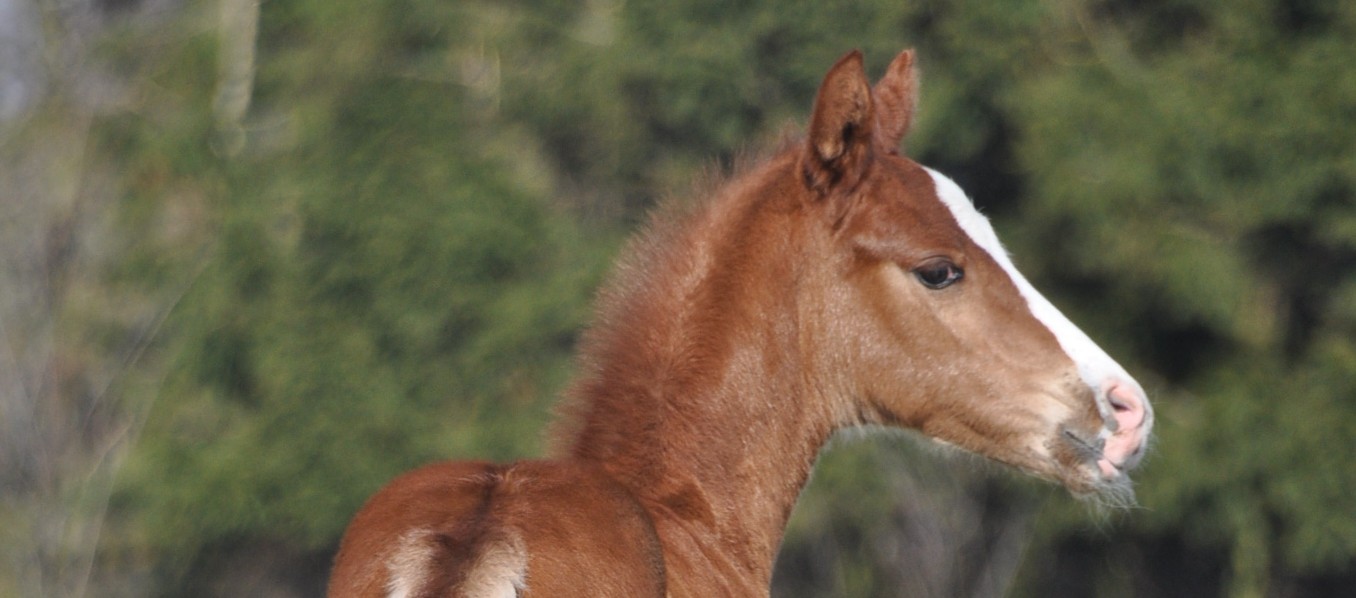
[2,0,1355,596]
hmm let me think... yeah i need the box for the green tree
[83,0,609,593]
[1006,2,1356,596]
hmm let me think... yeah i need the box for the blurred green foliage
[9,0,1356,596]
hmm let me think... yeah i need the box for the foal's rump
[328,459,666,597]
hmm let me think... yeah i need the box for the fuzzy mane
[546,137,801,464]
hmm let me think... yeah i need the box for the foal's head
[800,51,1152,496]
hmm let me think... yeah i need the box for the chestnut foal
[328,49,1153,598]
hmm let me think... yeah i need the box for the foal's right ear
[802,50,874,196]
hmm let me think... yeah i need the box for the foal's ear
[872,49,918,155]
[803,50,874,196]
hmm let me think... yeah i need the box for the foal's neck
[552,157,843,584]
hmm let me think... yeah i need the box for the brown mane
[547,141,798,454]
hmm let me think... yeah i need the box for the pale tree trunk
[214,0,258,155]
[0,0,253,595]
[1,2,100,594]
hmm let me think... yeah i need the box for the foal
[328,49,1153,598]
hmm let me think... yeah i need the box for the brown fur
[329,49,1130,597]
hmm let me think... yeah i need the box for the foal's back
[327,459,666,597]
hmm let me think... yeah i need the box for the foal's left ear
[803,50,874,196]
[872,49,919,155]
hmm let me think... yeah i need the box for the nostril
[1105,382,1146,433]
[1097,380,1152,475]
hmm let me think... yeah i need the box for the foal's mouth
[1054,426,1136,499]
[1061,427,1107,467]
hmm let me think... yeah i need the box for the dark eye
[913,259,964,290]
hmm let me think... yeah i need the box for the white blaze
[922,167,1145,422]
